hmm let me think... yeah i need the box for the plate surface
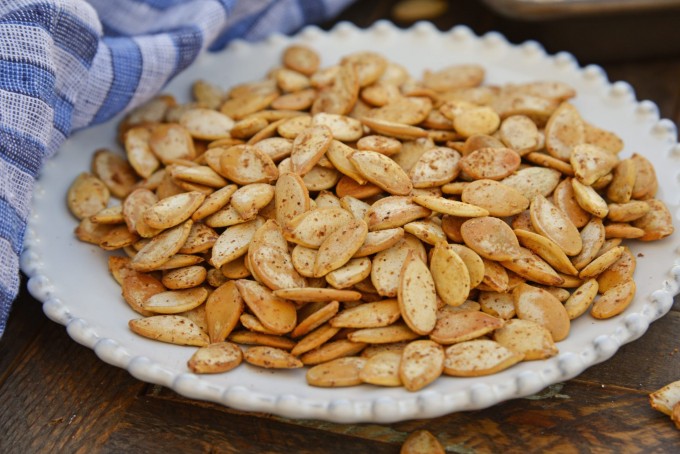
[21,21,680,423]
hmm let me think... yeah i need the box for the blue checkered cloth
[0,0,355,337]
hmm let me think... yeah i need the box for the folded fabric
[0,0,356,337]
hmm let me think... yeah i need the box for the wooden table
[2,1,680,452]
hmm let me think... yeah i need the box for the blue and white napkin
[0,0,356,337]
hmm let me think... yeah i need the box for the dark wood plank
[0,280,48,386]
[576,309,680,390]
[0,295,146,453]
[102,378,679,453]
[102,394,397,454]
[390,381,679,453]
[2,2,680,453]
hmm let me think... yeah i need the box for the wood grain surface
[2,1,680,452]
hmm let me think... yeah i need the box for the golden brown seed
[219,144,278,185]
[493,318,558,360]
[514,229,579,276]
[479,291,516,320]
[291,301,340,339]
[121,274,163,316]
[400,430,445,454]
[230,184,275,219]
[403,219,446,246]
[284,207,354,248]
[130,220,193,272]
[412,194,488,218]
[228,330,296,350]
[501,247,565,287]
[129,315,209,347]
[570,143,618,186]
[564,279,599,320]
[398,251,438,335]
[409,146,461,188]
[461,179,529,217]
[205,281,243,343]
[452,106,500,138]
[443,340,523,377]
[430,243,470,307]
[142,287,208,314]
[591,279,636,319]
[274,172,311,228]
[399,340,445,392]
[300,339,367,366]
[459,147,521,180]
[502,167,561,200]
[356,134,402,155]
[579,246,625,279]
[125,127,159,178]
[236,279,297,334]
[191,184,237,221]
[348,322,420,344]
[423,64,485,91]
[364,96,431,125]
[273,287,362,303]
[360,116,428,140]
[498,114,540,155]
[244,346,303,369]
[524,151,574,176]
[188,342,242,374]
[312,63,359,116]
[597,246,636,294]
[173,166,227,189]
[607,201,651,223]
[349,149,413,195]
[330,299,401,329]
[631,153,658,200]
[92,149,138,199]
[290,125,334,175]
[161,265,207,290]
[632,199,675,241]
[650,380,680,416]
[604,223,644,239]
[306,357,367,388]
[366,196,432,231]
[530,195,582,256]
[211,217,264,268]
[544,102,585,161]
[180,108,234,140]
[149,123,196,164]
[571,179,609,218]
[341,51,387,87]
[359,351,403,387]
[552,178,590,228]
[67,172,110,220]
[144,191,205,230]
[283,45,320,76]
[513,283,570,342]
[98,225,139,250]
[249,242,306,291]
[430,309,505,345]
[606,158,637,203]
[481,258,509,293]
[290,323,341,357]
[461,216,521,261]
[314,219,368,277]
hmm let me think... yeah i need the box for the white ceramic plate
[21,21,680,423]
